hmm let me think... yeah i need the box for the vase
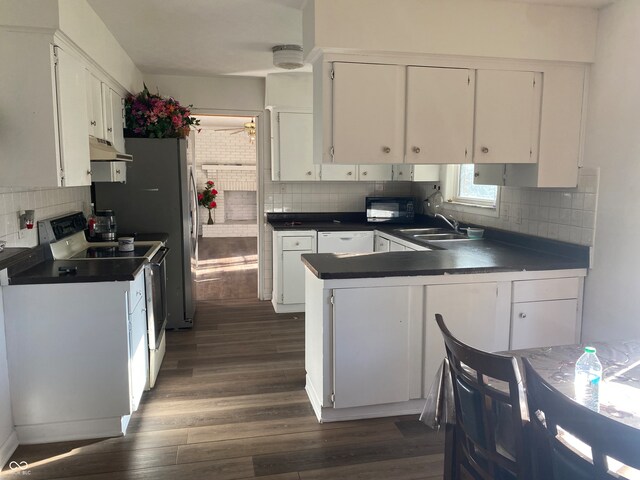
[207,210,215,225]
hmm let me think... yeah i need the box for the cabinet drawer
[128,271,145,314]
[282,236,314,251]
[512,277,579,303]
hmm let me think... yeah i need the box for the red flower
[197,193,203,201]
[207,180,214,186]
[209,201,217,209]
[211,189,218,195]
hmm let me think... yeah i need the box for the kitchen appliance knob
[519,312,526,318]
[481,147,489,154]
[382,146,391,153]
[90,121,97,126]
[413,146,421,153]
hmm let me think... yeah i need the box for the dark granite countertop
[8,258,147,285]
[0,247,31,271]
[266,212,590,280]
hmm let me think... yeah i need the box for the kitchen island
[300,230,589,423]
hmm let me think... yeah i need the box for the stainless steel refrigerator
[95,138,197,329]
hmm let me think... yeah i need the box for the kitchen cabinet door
[392,164,412,181]
[412,165,440,182]
[103,85,126,153]
[358,164,393,181]
[86,70,105,138]
[332,286,412,408]
[128,292,148,411]
[273,111,318,181]
[374,235,390,252]
[511,300,578,350]
[56,47,92,186]
[474,70,541,164]
[424,282,510,395]
[406,67,474,164]
[320,164,357,181]
[332,62,405,164]
[281,250,312,304]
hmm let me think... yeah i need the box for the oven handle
[151,246,170,266]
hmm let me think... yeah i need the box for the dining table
[512,340,640,427]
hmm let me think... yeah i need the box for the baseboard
[271,299,305,314]
[0,430,18,469]
[15,417,125,445]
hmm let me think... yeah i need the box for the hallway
[3,299,444,479]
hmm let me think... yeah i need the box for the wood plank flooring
[2,298,445,479]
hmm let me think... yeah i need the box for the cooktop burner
[71,246,153,259]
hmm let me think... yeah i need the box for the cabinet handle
[481,146,489,154]
[398,171,403,176]
[474,172,480,178]
[107,127,113,132]
[87,170,92,175]
[519,312,527,318]
[116,169,121,174]
[362,171,367,176]
[412,146,421,154]
[306,171,312,176]
[347,171,353,176]
[90,120,97,126]
[382,146,391,153]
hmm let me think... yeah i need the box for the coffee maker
[94,210,117,241]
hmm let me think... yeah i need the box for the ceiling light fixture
[272,44,304,70]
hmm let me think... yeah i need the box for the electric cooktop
[71,246,155,259]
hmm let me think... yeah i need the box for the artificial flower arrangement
[198,180,218,224]
[124,85,200,138]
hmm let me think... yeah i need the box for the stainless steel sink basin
[413,233,469,241]
[396,228,453,235]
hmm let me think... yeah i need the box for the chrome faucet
[435,213,461,233]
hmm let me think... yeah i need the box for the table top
[514,341,640,429]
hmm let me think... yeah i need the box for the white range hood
[89,136,133,162]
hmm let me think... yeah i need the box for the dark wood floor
[196,237,258,301]
[3,298,445,479]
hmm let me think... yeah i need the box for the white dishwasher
[317,231,374,253]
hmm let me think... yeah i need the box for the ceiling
[88,0,615,78]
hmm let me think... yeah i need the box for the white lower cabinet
[2,270,149,443]
[510,277,582,349]
[424,282,511,393]
[332,286,420,409]
[272,230,317,313]
[304,268,586,423]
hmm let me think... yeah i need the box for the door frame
[191,108,266,301]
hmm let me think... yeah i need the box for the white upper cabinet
[474,69,542,164]
[103,85,126,153]
[357,164,393,181]
[86,71,105,138]
[272,111,318,181]
[56,47,92,187]
[405,67,474,164]
[332,62,406,164]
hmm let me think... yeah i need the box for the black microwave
[366,196,415,223]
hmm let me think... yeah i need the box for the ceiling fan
[215,118,256,141]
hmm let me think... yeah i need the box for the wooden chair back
[523,358,640,479]
[436,313,530,480]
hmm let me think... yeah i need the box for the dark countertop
[8,258,147,285]
[0,248,31,271]
[266,212,590,280]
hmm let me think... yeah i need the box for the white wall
[304,0,598,63]
[581,0,640,341]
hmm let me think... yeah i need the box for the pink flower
[211,189,218,195]
[209,201,217,209]
[206,180,214,186]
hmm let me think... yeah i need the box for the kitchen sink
[413,233,469,241]
[396,227,453,235]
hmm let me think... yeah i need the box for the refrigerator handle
[190,170,198,234]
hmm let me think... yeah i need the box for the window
[450,164,498,208]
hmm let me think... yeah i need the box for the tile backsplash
[412,167,600,246]
[0,186,91,247]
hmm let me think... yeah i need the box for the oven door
[145,247,169,351]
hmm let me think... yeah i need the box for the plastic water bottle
[574,346,602,412]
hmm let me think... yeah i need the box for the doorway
[189,114,259,301]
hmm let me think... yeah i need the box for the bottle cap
[585,346,596,354]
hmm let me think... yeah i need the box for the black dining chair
[523,358,640,480]
[435,314,531,480]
